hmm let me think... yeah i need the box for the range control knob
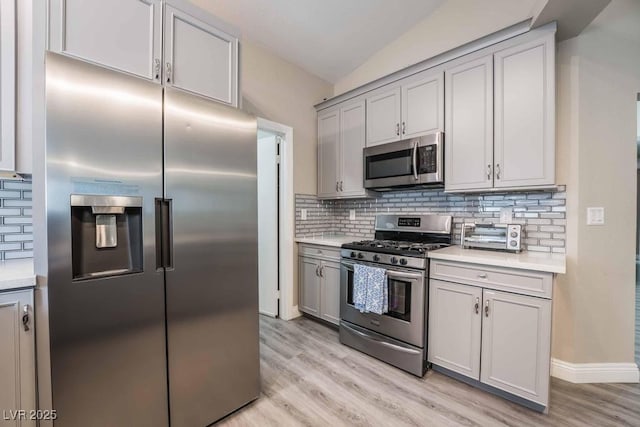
[510,241,518,247]
[390,257,398,264]
[510,232,518,238]
[373,255,380,262]
[357,253,364,259]
[399,258,408,266]
[350,252,357,258]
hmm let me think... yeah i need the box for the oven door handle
[342,322,422,355]
[342,261,422,281]
[412,140,419,181]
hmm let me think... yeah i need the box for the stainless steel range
[339,214,452,376]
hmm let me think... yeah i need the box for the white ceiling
[192,0,444,83]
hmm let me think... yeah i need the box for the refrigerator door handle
[155,198,174,270]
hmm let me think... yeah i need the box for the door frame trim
[257,118,299,320]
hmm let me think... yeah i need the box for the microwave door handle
[412,141,419,181]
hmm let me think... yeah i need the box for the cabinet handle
[22,305,30,332]
[485,300,490,317]
[402,121,406,134]
[319,265,324,278]
[487,164,492,181]
[474,297,480,314]
[478,273,487,279]
[315,265,320,277]
[396,123,400,136]
[154,58,161,80]
[496,163,501,180]
[336,181,339,192]
[166,62,172,83]
[339,181,343,191]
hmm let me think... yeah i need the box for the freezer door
[164,87,260,426]
[44,53,168,426]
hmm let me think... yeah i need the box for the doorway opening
[257,118,296,320]
[636,93,639,368]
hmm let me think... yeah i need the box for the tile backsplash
[296,186,566,253]
[0,179,33,260]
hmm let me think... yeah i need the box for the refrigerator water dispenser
[71,195,143,280]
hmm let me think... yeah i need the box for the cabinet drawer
[298,244,341,261]
[430,260,552,299]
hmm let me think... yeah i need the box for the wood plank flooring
[217,315,640,427]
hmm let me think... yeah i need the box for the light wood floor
[218,315,640,427]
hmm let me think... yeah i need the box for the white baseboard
[551,358,640,383]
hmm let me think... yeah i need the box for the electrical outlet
[587,207,604,225]
[349,209,356,221]
[499,207,513,224]
[301,209,307,220]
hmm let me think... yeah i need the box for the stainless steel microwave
[363,132,444,190]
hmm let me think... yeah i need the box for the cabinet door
[339,100,366,197]
[317,108,340,198]
[319,261,341,325]
[299,257,321,317]
[366,86,401,147]
[48,0,162,81]
[494,35,555,188]
[428,280,482,380]
[401,71,444,139]
[0,290,35,427]
[444,55,494,191]
[480,290,551,406]
[0,0,16,171]
[164,4,238,106]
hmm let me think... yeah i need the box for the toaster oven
[461,223,522,252]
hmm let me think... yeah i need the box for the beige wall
[333,0,538,95]
[553,0,640,363]
[240,40,333,194]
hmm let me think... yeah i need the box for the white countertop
[295,235,360,248]
[427,246,566,274]
[0,259,36,292]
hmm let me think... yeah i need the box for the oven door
[363,132,443,189]
[340,259,426,347]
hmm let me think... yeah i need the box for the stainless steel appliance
[339,214,452,376]
[363,132,444,190]
[461,223,523,252]
[35,53,259,426]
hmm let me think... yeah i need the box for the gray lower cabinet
[429,263,552,409]
[0,289,36,427]
[298,245,341,326]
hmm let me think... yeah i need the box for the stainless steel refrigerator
[36,52,259,426]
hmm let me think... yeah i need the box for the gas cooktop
[341,239,449,257]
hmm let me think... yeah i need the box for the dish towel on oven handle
[353,264,388,315]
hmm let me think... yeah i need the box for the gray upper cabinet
[0,290,36,427]
[339,100,367,197]
[318,100,369,199]
[48,0,238,105]
[480,289,551,406]
[366,86,401,147]
[48,0,163,81]
[493,34,555,188]
[401,70,444,139]
[445,55,494,192]
[317,107,340,198]
[366,70,444,147]
[164,3,238,106]
[0,0,16,171]
[445,32,555,192]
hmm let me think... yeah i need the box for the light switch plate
[587,207,605,225]
[349,209,356,221]
[301,209,307,220]
[500,207,513,224]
